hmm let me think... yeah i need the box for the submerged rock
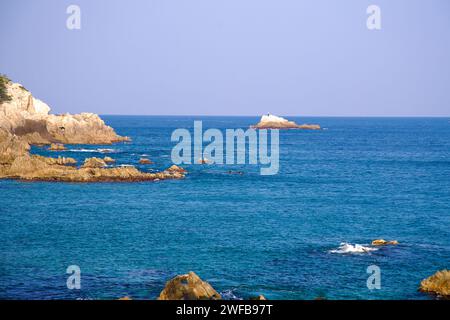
[251,114,321,130]
[371,239,399,246]
[420,270,450,298]
[158,271,221,300]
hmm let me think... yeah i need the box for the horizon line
[95,114,450,118]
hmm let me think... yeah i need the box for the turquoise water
[1,116,449,300]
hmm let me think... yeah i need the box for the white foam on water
[329,242,378,254]
[68,148,117,153]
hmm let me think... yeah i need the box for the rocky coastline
[0,76,185,182]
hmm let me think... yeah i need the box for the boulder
[371,239,399,246]
[82,157,107,168]
[419,270,450,297]
[103,156,115,163]
[158,271,221,300]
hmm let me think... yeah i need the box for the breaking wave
[329,242,378,254]
[67,148,117,153]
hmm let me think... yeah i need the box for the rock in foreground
[251,114,321,130]
[158,272,221,300]
[420,270,450,298]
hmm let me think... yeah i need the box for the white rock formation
[251,113,321,130]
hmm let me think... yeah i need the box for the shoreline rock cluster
[0,77,185,182]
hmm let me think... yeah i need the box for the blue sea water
[0,116,449,300]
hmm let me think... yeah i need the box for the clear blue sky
[1,0,449,116]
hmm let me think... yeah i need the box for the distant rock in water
[371,239,399,246]
[48,143,66,151]
[420,270,450,298]
[250,295,267,300]
[166,165,187,173]
[139,157,153,164]
[158,271,221,300]
[0,78,129,144]
[251,114,321,130]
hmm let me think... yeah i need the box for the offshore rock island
[0,76,185,182]
[251,114,321,130]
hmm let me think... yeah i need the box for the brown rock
[158,272,221,300]
[139,157,153,164]
[166,165,187,173]
[103,156,115,163]
[371,239,399,246]
[48,143,66,151]
[82,157,107,168]
[419,270,450,297]
[118,296,132,300]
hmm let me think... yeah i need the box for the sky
[0,0,449,116]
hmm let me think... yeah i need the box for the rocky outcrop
[0,79,129,144]
[0,77,186,183]
[158,272,221,300]
[82,157,107,168]
[420,270,450,298]
[0,154,186,182]
[251,114,321,130]
[139,157,153,164]
[371,239,399,246]
[166,165,187,173]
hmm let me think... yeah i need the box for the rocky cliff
[0,77,129,144]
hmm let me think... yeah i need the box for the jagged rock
[158,272,221,300]
[82,157,107,168]
[48,143,66,151]
[118,296,132,300]
[420,270,450,297]
[371,239,399,246]
[103,156,115,163]
[36,155,76,165]
[139,157,153,164]
[166,165,187,173]
[0,130,30,164]
[251,114,321,130]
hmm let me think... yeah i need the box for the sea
[0,116,449,300]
